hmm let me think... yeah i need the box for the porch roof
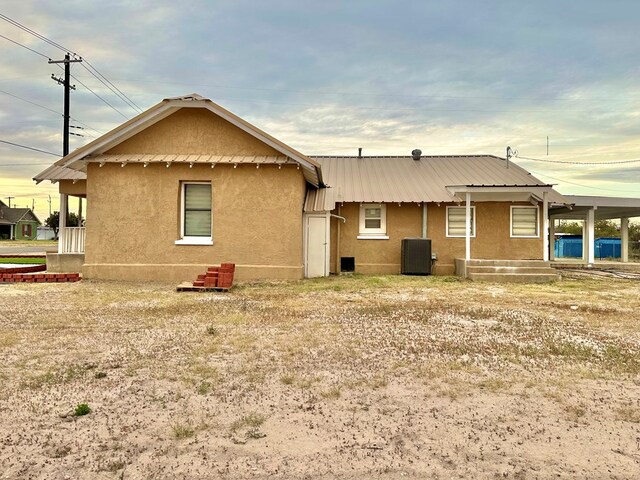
[550,195,640,220]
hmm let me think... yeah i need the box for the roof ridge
[310,154,500,159]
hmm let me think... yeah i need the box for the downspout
[421,202,427,238]
[333,206,344,274]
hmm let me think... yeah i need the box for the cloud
[1,1,639,220]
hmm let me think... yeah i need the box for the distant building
[0,200,42,240]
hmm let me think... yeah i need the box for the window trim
[358,203,387,238]
[176,181,213,245]
[446,205,476,238]
[510,205,540,238]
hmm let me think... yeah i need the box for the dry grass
[0,274,639,478]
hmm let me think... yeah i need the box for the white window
[175,182,213,245]
[446,206,475,237]
[511,206,539,237]
[358,204,388,239]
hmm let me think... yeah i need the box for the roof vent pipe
[411,149,422,161]
[358,147,362,158]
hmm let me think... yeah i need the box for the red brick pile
[192,263,235,289]
[1,273,81,283]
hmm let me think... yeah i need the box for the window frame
[446,205,476,238]
[175,181,213,245]
[510,205,540,238]
[357,203,388,239]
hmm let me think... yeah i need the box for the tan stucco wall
[59,180,87,197]
[84,163,306,282]
[330,202,545,275]
[106,109,281,156]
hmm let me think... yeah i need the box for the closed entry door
[306,215,328,278]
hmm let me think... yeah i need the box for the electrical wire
[69,72,129,119]
[0,33,50,59]
[0,89,102,136]
[82,60,142,112]
[529,169,640,194]
[0,13,74,54]
[0,139,60,156]
[516,155,640,165]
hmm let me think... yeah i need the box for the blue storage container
[554,236,621,259]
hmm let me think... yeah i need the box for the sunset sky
[1,1,639,221]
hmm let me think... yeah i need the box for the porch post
[58,193,68,254]
[621,217,629,263]
[586,207,595,264]
[542,191,549,261]
[465,192,471,261]
[78,197,83,226]
[549,216,556,261]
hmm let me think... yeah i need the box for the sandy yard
[0,274,639,479]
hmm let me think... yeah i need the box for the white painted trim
[357,235,390,240]
[359,203,387,236]
[446,205,476,238]
[179,181,212,241]
[175,237,213,246]
[509,205,540,238]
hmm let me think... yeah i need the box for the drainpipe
[421,203,427,238]
[335,205,342,273]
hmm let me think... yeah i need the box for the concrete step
[466,259,551,268]
[468,272,561,283]
[466,266,558,274]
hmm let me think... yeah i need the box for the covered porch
[33,165,87,272]
[549,195,640,265]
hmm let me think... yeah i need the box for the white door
[305,215,328,278]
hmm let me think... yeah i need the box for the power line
[0,139,60,156]
[82,60,142,112]
[516,155,640,165]
[530,169,640,194]
[0,14,137,117]
[0,33,50,59]
[0,89,101,136]
[70,72,129,119]
[0,13,73,54]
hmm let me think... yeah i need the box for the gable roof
[34,94,323,186]
[0,204,41,225]
[304,155,567,212]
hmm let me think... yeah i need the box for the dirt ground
[1,274,639,479]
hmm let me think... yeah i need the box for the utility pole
[47,195,52,216]
[6,196,14,207]
[49,54,82,156]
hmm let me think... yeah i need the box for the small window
[446,206,475,237]
[511,206,539,237]
[177,182,212,244]
[358,204,387,237]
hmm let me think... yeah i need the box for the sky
[1,0,639,222]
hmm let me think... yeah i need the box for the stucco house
[34,94,640,281]
[0,200,41,240]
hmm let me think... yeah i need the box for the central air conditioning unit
[401,238,432,275]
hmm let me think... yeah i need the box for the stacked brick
[192,263,235,289]
[1,273,80,283]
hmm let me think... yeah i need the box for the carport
[549,195,640,264]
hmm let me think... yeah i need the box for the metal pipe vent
[411,149,422,161]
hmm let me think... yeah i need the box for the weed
[206,325,218,336]
[320,385,341,399]
[172,421,195,439]
[197,381,212,395]
[615,406,640,423]
[280,372,296,385]
[230,412,266,432]
[74,403,91,416]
